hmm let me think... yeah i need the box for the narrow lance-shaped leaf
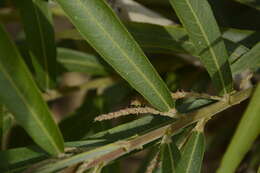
[169,0,233,95]
[55,0,173,111]
[57,48,109,76]
[14,0,57,91]
[231,42,260,75]
[176,131,205,173]
[160,136,181,173]
[217,84,260,173]
[0,24,64,155]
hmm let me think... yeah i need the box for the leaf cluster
[0,0,259,172]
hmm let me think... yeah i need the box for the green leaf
[0,24,64,155]
[160,140,181,173]
[0,146,48,172]
[217,84,260,173]
[86,115,173,141]
[59,91,104,141]
[14,0,57,91]
[229,45,249,64]
[221,28,259,48]
[176,131,205,173]
[57,23,250,56]
[57,48,109,76]
[125,22,195,54]
[231,42,260,75]
[0,139,111,172]
[169,0,233,95]
[55,0,173,111]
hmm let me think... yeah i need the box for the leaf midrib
[167,143,175,171]
[184,0,227,94]
[32,0,49,89]
[73,0,171,110]
[185,133,200,172]
[0,63,59,153]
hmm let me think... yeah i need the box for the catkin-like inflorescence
[95,107,177,121]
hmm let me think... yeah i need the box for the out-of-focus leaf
[0,146,48,172]
[14,0,57,91]
[176,131,205,173]
[0,24,64,155]
[160,139,181,173]
[0,138,114,173]
[101,162,120,173]
[217,84,260,173]
[57,48,109,76]
[169,0,233,95]
[247,141,260,172]
[232,0,260,10]
[231,42,260,74]
[56,0,173,111]
[0,106,14,150]
[60,82,131,141]
[59,92,101,141]
[171,125,194,148]
[222,28,259,47]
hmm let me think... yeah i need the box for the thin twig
[145,151,160,173]
[171,90,222,100]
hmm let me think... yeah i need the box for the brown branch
[171,90,222,100]
[145,151,160,173]
[25,87,254,173]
